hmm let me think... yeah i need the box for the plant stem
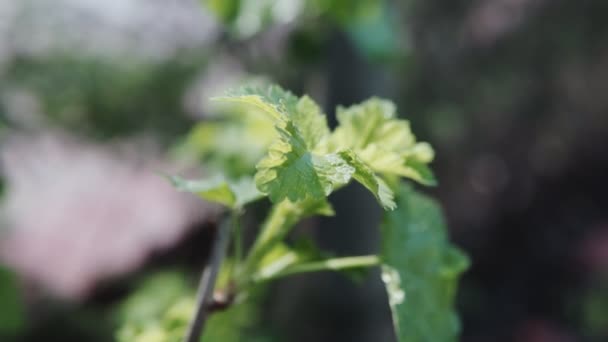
[253,255,381,283]
[184,215,231,342]
[232,212,242,265]
[241,200,302,280]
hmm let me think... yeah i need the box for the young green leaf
[381,184,469,342]
[215,85,435,209]
[168,175,263,209]
[328,98,436,186]
[255,121,354,203]
[216,85,350,204]
[214,85,330,147]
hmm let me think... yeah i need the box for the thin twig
[184,215,232,342]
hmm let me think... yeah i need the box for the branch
[184,214,232,342]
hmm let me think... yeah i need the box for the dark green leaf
[381,184,469,342]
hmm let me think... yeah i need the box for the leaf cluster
[127,84,468,342]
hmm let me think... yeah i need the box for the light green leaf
[327,98,436,186]
[254,121,354,203]
[214,85,330,149]
[228,177,266,208]
[214,85,435,210]
[381,184,469,342]
[215,85,349,204]
[214,85,294,121]
[401,159,437,186]
[338,150,395,210]
[168,175,263,209]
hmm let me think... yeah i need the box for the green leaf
[255,122,354,203]
[216,85,351,204]
[381,184,469,342]
[168,175,263,209]
[215,85,435,210]
[0,266,25,336]
[327,98,436,186]
[338,150,395,210]
[401,159,437,186]
[215,85,330,151]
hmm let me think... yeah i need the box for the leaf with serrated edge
[338,150,395,210]
[215,85,435,209]
[327,98,436,186]
[254,121,354,203]
[213,85,330,149]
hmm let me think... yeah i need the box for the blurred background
[1,0,608,341]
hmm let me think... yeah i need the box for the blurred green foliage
[204,0,383,26]
[210,0,401,62]
[3,55,203,140]
[175,101,276,179]
[116,271,275,342]
[581,277,608,340]
[0,177,4,202]
[0,266,25,337]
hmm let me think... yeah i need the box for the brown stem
[184,214,231,342]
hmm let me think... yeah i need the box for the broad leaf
[216,86,346,204]
[215,85,435,210]
[255,122,354,203]
[381,184,469,342]
[328,98,436,186]
[214,85,330,148]
[169,175,262,209]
